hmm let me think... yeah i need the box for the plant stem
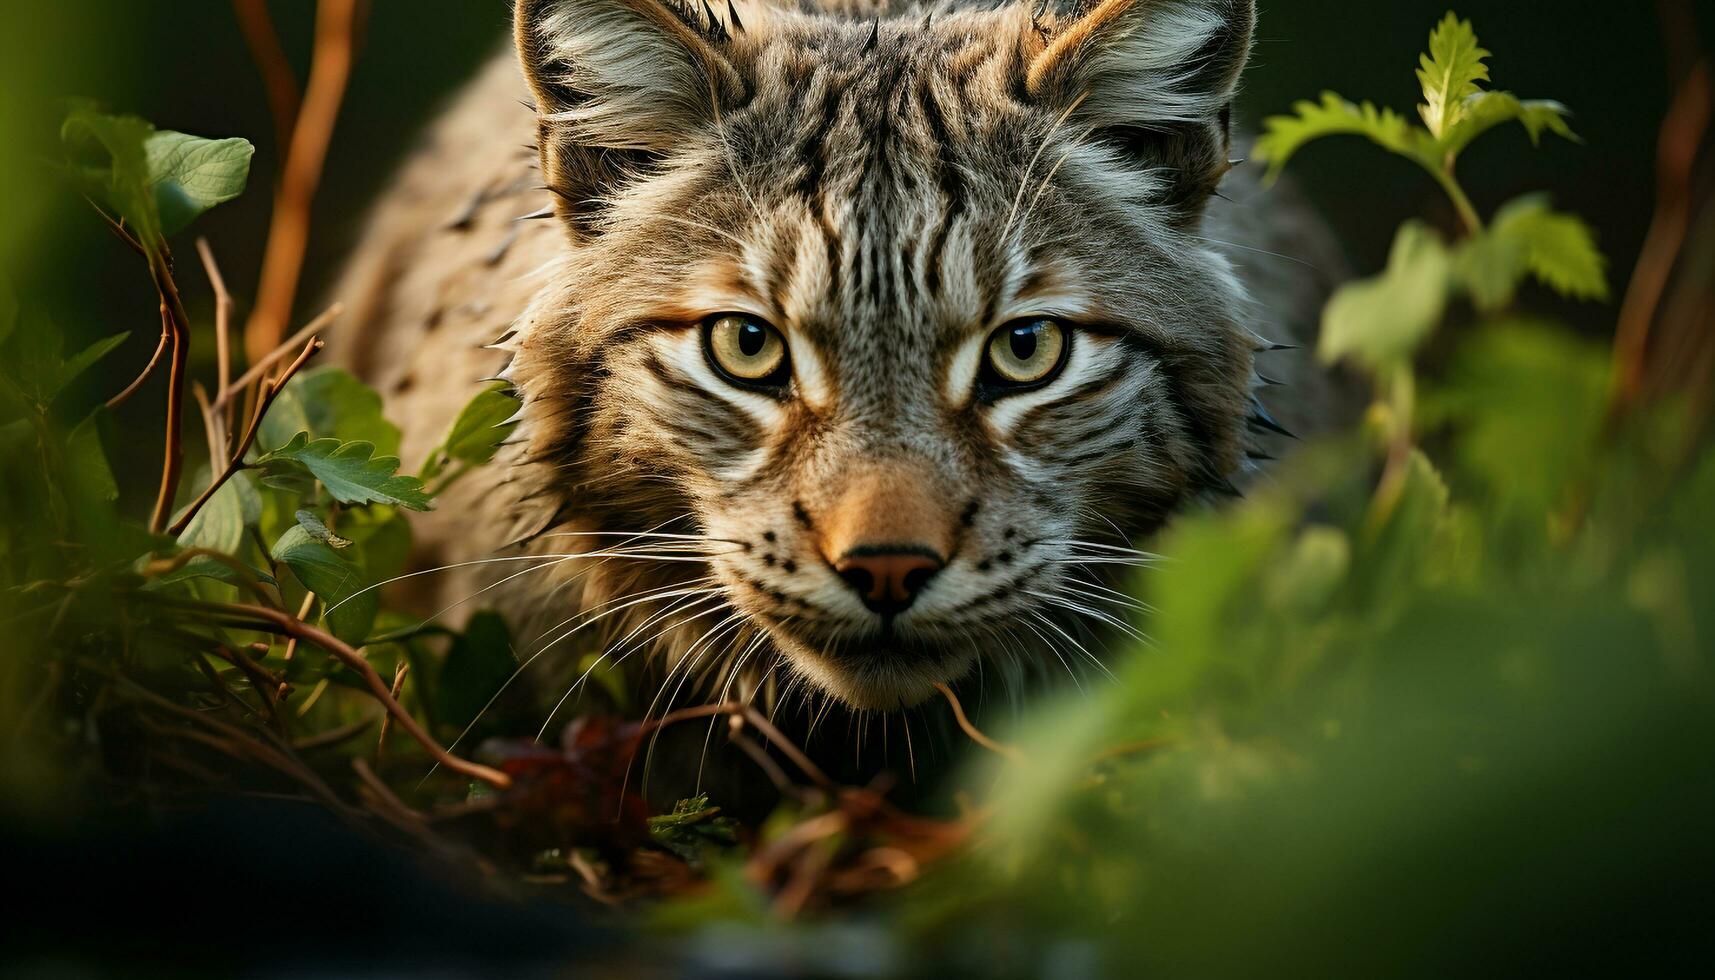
[166,337,322,538]
[181,599,513,789]
[1431,161,1485,237]
[148,246,194,534]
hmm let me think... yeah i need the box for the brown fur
[327,0,1350,717]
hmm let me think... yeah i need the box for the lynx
[328,0,1345,721]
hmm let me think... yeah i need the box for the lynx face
[502,0,1266,709]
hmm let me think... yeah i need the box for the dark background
[8,1,1707,329]
[5,0,1703,522]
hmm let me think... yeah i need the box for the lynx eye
[984,318,1069,389]
[705,314,788,386]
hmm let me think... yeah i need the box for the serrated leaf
[1439,91,1576,158]
[143,131,254,236]
[1320,221,1453,370]
[295,509,353,549]
[258,366,401,455]
[257,433,431,511]
[1416,14,1490,138]
[1489,195,1609,301]
[1254,92,1438,181]
[272,525,377,645]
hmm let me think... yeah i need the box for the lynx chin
[328,0,1345,715]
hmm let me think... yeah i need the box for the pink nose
[834,548,945,615]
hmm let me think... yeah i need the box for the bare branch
[243,0,365,360]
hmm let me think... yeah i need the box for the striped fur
[328,0,1347,714]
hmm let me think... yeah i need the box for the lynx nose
[834,548,944,616]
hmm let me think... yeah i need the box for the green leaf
[649,794,740,866]
[1255,92,1439,181]
[1430,321,1609,509]
[256,433,431,511]
[61,107,252,243]
[295,509,353,549]
[1438,91,1576,158]
[1320,221,1453,370]
[142,131,254,236]
[2,311,130,406]
[1453,227,1529,313]
[435,611,517,731]
[175,472,250,555]
[148,555,278,591]
[340,505,413,583]
[1489,195,1610,301]
[422,383,520,480]
[272,525,377,645]
[56,332,130,398]
[258,367,401,456]
[1416,13,1490,138]
[60,106,162,248]
[62,412,118,508]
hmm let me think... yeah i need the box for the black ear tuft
[514,0,744,237]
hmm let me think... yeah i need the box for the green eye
[705,314,788,385]
[985,319,1068,387]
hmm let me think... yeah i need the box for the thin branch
[84,196,145,256]
[182,599,513,789]
[934,682,1025,763]
[192,382,225,474]
[243,0,364,361]
[106,302,170,409]
[217,304,342,410]
[147,247,196,534]
[279,591,317,701]
[1612,60,1712,413]
[231,0,303,161]
[195,237,235,409]
[167,337,322,538]
[375,659,408,763]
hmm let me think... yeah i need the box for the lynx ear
[1026,0,1253,124]
[514,0,746,234]
[1025,0,1254,213]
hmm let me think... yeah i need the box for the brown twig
[192,382,225,473]
[114,674,351,815]
[167,336,322,538]
[934,682,1026,763]
[278,591,317,701]
[376,659,409,762]
[1611,61,1712,414]
[195,238,235,431]
[186,600,512,789]
[106,302,171,410]
[231,0,303,162]
[147,247,196,534]
[244,0,364,361]
[216,304,342,410]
